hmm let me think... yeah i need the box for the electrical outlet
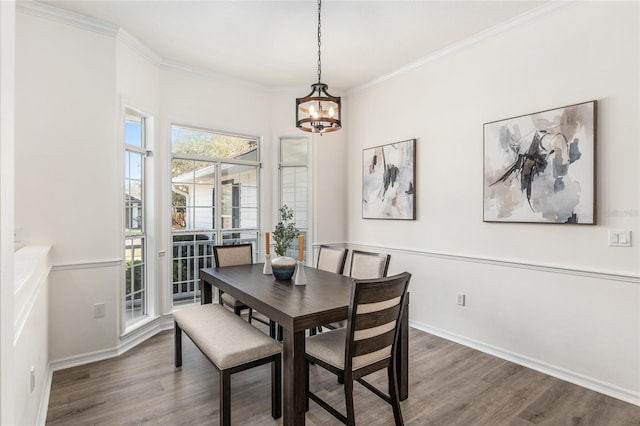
[94,303,106,318]
[457,292,466,306]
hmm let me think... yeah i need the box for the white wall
[15,12,119,263]
[15,9,120,364]
[345,1,639,404]
[4,5,54,425]
[0,2,17,424]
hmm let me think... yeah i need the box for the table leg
[282,327,306,426]
[201,280,213,305]
[397,293,409,400]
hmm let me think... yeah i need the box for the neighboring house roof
[125,194,141,204]
[172,146,257,184]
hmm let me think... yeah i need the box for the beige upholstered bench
[173,303,282,425]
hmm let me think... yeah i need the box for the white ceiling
[39,0,547,91]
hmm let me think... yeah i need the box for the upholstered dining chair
[213,244,275,335]
[317,245,349,275]
[317,250,392,334]
[308,246,349,336]
[305,272,411,425]
[349,250,391,279]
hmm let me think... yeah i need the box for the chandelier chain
[317,0,322,84]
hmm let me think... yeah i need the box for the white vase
[263,253,272,274]
[271,256,296,280]
[294,260,307,285]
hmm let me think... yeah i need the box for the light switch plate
[609,230,631,247]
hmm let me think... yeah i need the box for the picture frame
[483,100,596,224]
[362,139,416,220]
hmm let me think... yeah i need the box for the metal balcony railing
[171,232,258,305]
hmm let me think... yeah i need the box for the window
[124,110,147,326]
[279,137,309,259]
[171,125,260,306]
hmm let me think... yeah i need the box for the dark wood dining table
[200,263,409,426]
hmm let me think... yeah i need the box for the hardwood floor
[46,327,640,425]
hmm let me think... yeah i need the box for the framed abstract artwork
[483,100,596,224]
[362,139,415,220]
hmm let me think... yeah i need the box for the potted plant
[271,205,299,280]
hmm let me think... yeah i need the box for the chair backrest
[316,246,348,275]
[213,244,253,267]
[344,272,411,374]
[349,250,391,279]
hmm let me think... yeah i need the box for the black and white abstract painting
[484,101,596,224]
[363,139,415,220]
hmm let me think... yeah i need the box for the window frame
[169,123,261,307]
[278,136,310,261]
[122,105,154,334]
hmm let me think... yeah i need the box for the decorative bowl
[271,256,296,280]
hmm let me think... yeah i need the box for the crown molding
[117,29,163,65]
[17,0,119,37]
[14,0,341,96]
[160,59,270,92]
[17,0,270,92]
[348,0,570,96]
[18,0,569,98]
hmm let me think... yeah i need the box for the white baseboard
[50,316,174,372]
[36,366,53,426]
[410,320,640,407]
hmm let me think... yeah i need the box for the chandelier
[296,0,341,134]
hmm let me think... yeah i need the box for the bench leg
[174,322,182,368]
[272,354,282,419]
[220,370,231,426]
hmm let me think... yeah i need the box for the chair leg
[248,308,253,324]
[220,370,231,426]
[344,377,356,426]
[276,325,283,342]
[388,366,404,425]
[271,355,282,419]
[269,320,276,338]
[174,322,182,368]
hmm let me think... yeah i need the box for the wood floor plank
[46,327,640,425]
